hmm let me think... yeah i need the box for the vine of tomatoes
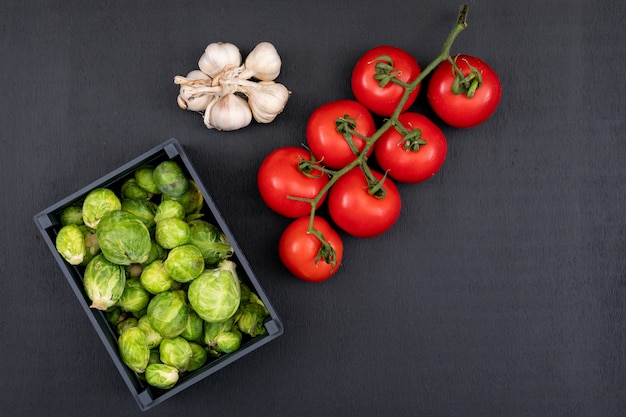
[257,4,502,282]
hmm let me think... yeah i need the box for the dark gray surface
[1,1,624,416]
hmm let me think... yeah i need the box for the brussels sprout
[187,342,208,372]
[117,317,138,335]
[188,220,233,266]
[121,178,153,200]
[215,328,242,354]
[126,263,143,279]
[137,315,163,349]
[159,336,193,372]
[121,199,157,230]
[97,210,152,265]
[106,307,126,325]
[163,180,204,215]
[203,318,234,347]
[143,240,167,266]
[153,160,188,198]
[55,224,86,265]
[79,225,100,265]
[154,200,185,224]
[181,308,204,343]
[119,327,150,374]
[135,165,161,195]
[116,279,150,314]
[83,253,126,310]
[145,363,179,389]
[60,205,84,226]
[82,188,121,229]
[155,217,190,249]
[147,290,189,338]
[148,349,162,366]
[140,260,174,294]
[188,260,241,323]
[163,244,205,283]
[236,302,269,337]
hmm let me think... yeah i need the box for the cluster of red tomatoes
[257,45,502,282]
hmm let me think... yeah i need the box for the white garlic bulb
[243,81,290,123]
[178,70,213,111]
[198,42,242,77]
[206,93,252,131]
[240,42,282,81]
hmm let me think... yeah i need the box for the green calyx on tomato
[371,55,406,88]
[392,120,428,152]
[449,55,483,98]
[334,114,364,156]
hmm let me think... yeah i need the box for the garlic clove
[202,96,219,129]
[179,70,214,111]
[240,42,282,81]
[244,81,290,123]
[208,93,252,131]
[198,42,242,78]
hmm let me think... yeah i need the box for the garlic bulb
[198,42,242,77]
[243,81,290,123]
[206,93,252,131]
[240,42,282,81]
[178,70,213,111]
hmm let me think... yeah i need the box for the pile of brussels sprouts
[54,159,270,390]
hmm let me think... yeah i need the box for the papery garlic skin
[243,81,290,124]
[179,70,213,111]
[208,94,252,131]
[202,96,219,129]
[198,42,242,77]
[240,42,282,81]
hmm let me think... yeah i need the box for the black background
[2,1,625,416]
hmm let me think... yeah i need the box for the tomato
[257,146,329,218]
[306,100,376,170]
[328,168,401,238]
[374,112,447,184]
[351,45,422,117]
[427,55,502,128]
[278,216,344,282]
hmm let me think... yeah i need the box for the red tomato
[257,146,329,218]
[278,216,344,282]
[306,100,376,170]
[374,112,447,184]
[351,45,422,117]
[427,55,502,128]
[328,168,401,238]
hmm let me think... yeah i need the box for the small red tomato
[328,168,401,238]
[374,112,447,183]
[351,45,422,116]
[427,55,502,128]
[278,216,344,282]
[306,100,376,170]
[257,146,329,218]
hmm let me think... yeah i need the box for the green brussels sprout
[143,240,167,266]
[187,342,208,372]
[121,178,153,200]
[83,253,126,311]
[106,307,126,325]
[155,217,190,249]
[60,205,84,226]
[215,328,242,354]
[153,160,188,198]
[236,302,269,337]
[188,260,241,323]
[96,210,152,265]
[203,318,234,347]
[79,225,100,265]
[125,263,143,279]
[148,349,162,366]
[135,165,161,195]
[119,326,150,374]
[82,188,122,229]
[163,180,204,215]
[121,199,157,230]
[137,315,163,349]
[145,363,179,389]
[163,244,205,283]
[55,224,86,265]
[181,308,204,343]
[188,220,233,265]
[154,200,185,224]
[117,317,138,335]
[140,260,174,294]
[147,290,189,338]
[159,336,193,372]
[115,279,150,314]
